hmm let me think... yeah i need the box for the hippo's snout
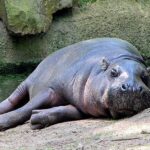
[107,82,150,119]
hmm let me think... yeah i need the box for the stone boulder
[0,0,73,35]
[0,0,150,72]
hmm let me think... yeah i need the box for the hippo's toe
[30,109,57,130]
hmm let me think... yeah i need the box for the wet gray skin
[0,38,149,130]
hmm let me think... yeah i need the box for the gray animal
[0,38,149,130]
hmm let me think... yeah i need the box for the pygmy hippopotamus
[0,38,149,130]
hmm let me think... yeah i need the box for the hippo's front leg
[0,88,61,131]
[30,105,84,130]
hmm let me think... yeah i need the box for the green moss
[4,0,55,35]
[46,0,150,65]
[2,0,73,35]
[0,0,150,75]
[77,0,97,5]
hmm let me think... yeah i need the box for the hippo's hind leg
[0,80,29,114]
[30,105,84,130]
[0,88,62,130]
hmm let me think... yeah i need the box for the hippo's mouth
[110,109,136,119]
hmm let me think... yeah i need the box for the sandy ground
[1,109,150,150]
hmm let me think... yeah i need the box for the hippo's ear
[100,57,110,71]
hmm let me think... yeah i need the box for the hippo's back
[28,38,143,95]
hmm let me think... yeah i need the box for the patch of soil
[1,109,150,150]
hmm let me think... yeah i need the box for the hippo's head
[97,57,150,119]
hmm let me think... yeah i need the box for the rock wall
[1,0,73,35]
[43,0,150,65]
[0,0,150,73]
[0,21,46,71]
[45,0,150,64]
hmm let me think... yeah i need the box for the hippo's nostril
[138,86,143,93]
[121,84,127,91]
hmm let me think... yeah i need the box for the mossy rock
[44,0,150,64]
[0,0,150,75]
[1,0,73,35]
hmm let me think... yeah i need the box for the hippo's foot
[30,105,84,130]
[0,111,23,131]
[0,115,9,131]
[30,109,58,129]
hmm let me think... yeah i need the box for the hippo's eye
[110,68,119,77]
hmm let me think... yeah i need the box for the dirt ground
[0,109,150,150]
